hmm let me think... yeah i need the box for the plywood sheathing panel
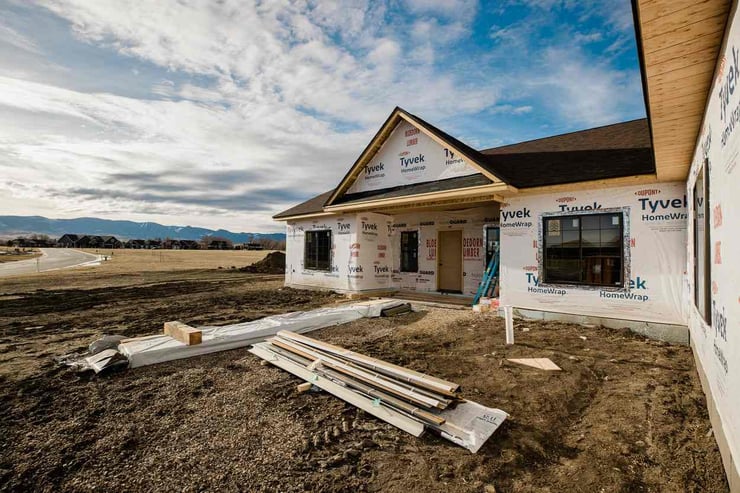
[636,0,731,181]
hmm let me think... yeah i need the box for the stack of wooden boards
[249,331,508,453]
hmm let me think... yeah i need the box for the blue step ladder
[473,246,500,305]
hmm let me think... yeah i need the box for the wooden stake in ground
[163,321,202,346]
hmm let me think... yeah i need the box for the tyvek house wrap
[685,7,740,477]
[499,182,687,326]
[285,212,393,292]
[391,206,498,296]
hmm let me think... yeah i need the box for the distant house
[146,239,162,249]
[100,236,122,248]
[125,239,147,249]
[245,242,264,250]
[206,239,230,250]
[57,234,80,248]
[179,240,200,250]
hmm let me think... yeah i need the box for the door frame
[436,229,464,293]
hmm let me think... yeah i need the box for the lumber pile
[249,331,508,453]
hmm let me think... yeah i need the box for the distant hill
[0,216,285,243]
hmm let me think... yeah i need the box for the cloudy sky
[0,0,645,233]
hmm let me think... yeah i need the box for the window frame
[304,229,332,272]
[400,230,419,273]
[693,159,712,324]
[541,211,626,288]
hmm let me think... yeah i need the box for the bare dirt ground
[0,266,729,492]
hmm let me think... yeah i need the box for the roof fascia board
[273,211,337,222]
[501,173,660,196]
[324,183,514,213]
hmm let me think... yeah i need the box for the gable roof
[274,115,654,220]
[325,106,509,207]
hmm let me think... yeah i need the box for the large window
[305,230,331,271]
[543,212,623,287]
[400,231,418,272]
[694,161,711,323]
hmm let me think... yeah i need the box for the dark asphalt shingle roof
[273,190,335,219]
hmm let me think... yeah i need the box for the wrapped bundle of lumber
[249,331,508,453]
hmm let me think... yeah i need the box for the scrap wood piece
[164,321,202,346]
[276,330,460,395]
[249,342,426,437]
[507,358,561,371]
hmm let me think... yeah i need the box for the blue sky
[0,0,645,232]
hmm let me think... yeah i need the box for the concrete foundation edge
[691,342,740,491]
[511,308,689,345]
[285,282,396,297]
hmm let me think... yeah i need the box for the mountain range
[0,216,285,243]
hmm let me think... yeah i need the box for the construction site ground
[0,268,729,492]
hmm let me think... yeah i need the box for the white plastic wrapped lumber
[119,299,404,368]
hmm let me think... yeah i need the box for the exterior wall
[284,205,498,295]
[686,4,740,485]
[285,212,393,293]
[390,205,498,296]
[499,182,687,326]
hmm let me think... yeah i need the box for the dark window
[543,213,623,287]
[305,230,331,271]
[485,226,500,266]
[694,160,711,323]
[400,231,418,272]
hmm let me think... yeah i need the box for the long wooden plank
[270,336,454,406]
[163,321,202,346]
[248,343,426,437]
[266,344,445,426]
[270,337,447,409]
[276,330,460,394]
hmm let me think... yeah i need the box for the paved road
[0,248,100,278]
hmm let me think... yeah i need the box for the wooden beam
[163,321,202,346]
[276,330,460,395]
[248,343,426,437]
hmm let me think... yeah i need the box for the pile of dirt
[240,252,285,274]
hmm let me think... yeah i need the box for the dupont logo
[635,189,661,197]
[398,151,410,157]
[522,265,538,272]
[556,196,576,203]
[712,281,719,294]
[405,127,420,137]
[377,244,387,251]
[350,243,361,250]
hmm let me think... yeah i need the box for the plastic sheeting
[119,299,405,368]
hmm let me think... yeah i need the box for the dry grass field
[0,246,41,264]
[80,248,272,273]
